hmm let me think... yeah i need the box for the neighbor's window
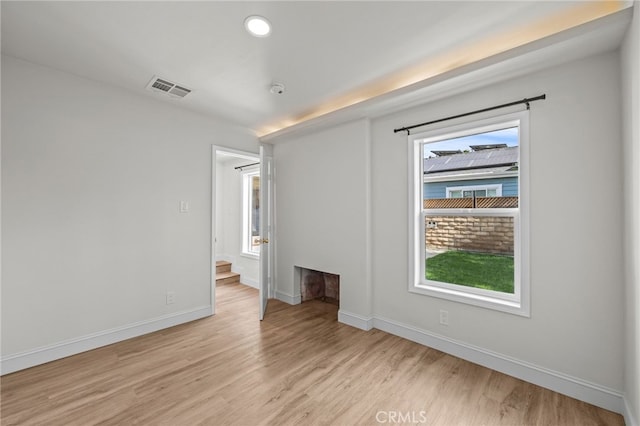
[409,111,529,316]
[242,170,260,256]
[446,184,502,199]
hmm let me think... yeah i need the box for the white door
[259,143,274,320]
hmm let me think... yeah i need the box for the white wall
[622,3,640,425]
[1,56,257,364]
[270,50,626,411]
[272,119,372,319]
[371,51,623,392]
[215,156,259,288]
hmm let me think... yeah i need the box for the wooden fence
[424,196,518,209]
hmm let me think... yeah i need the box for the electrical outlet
[439,309,449,326]
[166,291,176,305]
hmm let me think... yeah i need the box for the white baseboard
[241,277,259,289]
[1,306,212,376]
[338,310,373,331]
[274,290,301,305]
[624,396,639,426]
[372,315,624,415]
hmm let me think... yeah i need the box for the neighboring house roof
[424,146,518,174]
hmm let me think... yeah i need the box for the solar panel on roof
[424,146,518,174]
[431,150,462,157]
[469,144,508,151]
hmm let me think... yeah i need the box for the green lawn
[426,250,514,293]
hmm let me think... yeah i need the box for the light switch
[180,201,189,213]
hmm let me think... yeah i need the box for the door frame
[210,145,261,313]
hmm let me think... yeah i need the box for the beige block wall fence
[426,215,514,255]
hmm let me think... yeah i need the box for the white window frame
[242,169,260,258]
[446,183,502,198]
[408,111,530,316]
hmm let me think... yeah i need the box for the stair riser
[216,276,240,286]
[216,265,231,274]
[215,261,237,284]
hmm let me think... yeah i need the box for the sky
[423,127,518,158]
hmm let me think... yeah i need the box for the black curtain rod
[234,162,260,170]
[393,94,546,135]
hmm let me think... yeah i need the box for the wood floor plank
[1,283,624,425]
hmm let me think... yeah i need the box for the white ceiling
[0,1,629,137]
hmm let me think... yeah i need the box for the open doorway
[213,148,260,311]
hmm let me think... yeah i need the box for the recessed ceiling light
[244,15,271,37]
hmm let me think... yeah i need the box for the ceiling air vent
[146,76,192,98]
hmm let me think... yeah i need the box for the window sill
[409,283,529,317]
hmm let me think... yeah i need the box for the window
[409,111,529,316]
[242,170,260,257]
[447,184,502,199]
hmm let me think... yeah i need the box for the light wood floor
[1,283,623,426]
